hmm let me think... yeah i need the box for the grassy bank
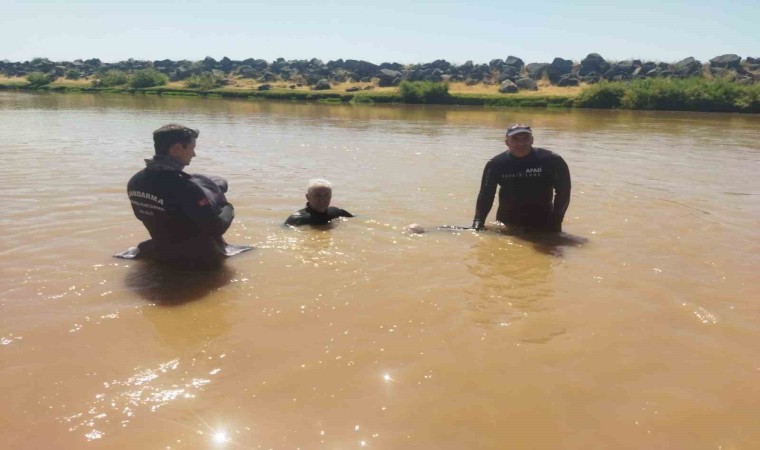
[1,76,756,113]
[574,78,760,113]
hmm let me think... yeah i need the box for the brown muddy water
[0,92,758,449]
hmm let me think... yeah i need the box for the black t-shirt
[127,168,234,268]
[285,204,353,226]
[474,147,570,231]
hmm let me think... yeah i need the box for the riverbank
[1,76,757,112]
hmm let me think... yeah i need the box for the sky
[2,0,758,65]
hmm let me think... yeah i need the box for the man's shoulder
[326,206,353,218]
[533,147,563,160]
[285,208,311,226]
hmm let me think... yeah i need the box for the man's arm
[472,161,498,229]
[180,182,235,236]
[547,155,571,232]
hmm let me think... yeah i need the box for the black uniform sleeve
[179,182,235,236]
[547,155,571,232]
[473,160,498,229]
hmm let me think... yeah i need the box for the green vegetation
[129,69,168,88]
[573,81,625,108]
[575,78,760,113]
[95,70,129,87]
[65,69,81,80]
[184,72,225,91]
[398,81,450,103]
[26,72,51,87]
[2,73,757,113]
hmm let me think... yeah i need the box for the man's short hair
[153,124,199,156]
[307,178,332,193]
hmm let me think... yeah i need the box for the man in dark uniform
[127,124,235,269]
[285,179,353,226]
[472,124,570,232]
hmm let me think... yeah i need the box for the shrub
[184,72,225,91]
[65,69,81,80]
[574,81,625,108]
[398,81,450,103]
[130,69,168,88]
[26,72,51,87]
[95,70,129,87]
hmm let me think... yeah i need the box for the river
[1,91,758,449]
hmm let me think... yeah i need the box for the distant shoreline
[2,54,758,113]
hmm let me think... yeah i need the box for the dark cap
[506,124,532,137]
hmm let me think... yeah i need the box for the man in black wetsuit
[127,124,235,269]
[285,179,353,226]
[472,124,570,232]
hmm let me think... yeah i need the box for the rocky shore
[2,53,758,93]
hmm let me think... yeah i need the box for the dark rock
[378,69,402,86]
[526,63,549,80]
[257,84,271,91]
[674,57,702,77]
[546,58,573,84]
[515,77,538,90]
[710,54,741,69]
[498,79,518,93]
[219,56,233,71]
[579,53,609,76]
[313,79,331,90]
[289,85,296,89]
[426,68,444,82]
[489,59,504,69]
[504,56,525,71]
[237,65,257,78]
[735,76,754,85]
[427,59,451,70]
[497,72,516,83]
[379,62,403,71]
[346,86,362,92]
[557,74,580,87]
[640,62,657,73]
[202,56,217,70]
[747,57,759,64]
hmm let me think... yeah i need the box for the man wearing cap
[126,124,236,269]
[472,124,570,232]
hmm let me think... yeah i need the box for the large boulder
[504,55,525,72]
[343,59,379,78]
[579,53,610,76]
[709,54,741,70]
[498,79,518,93]
[489,59,504,70]
[557,74,580,87]
[313,79,331,90]
[546,58,573,84]
[673,57,702,77]
[526,63,549,80]
[378,68,402,87]
[427,59,451,71]
[515,77,538,91]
